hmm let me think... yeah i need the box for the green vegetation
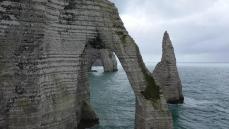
[142,73,160,101]
[18,98,37,113]
[133,44,163,109]
[112,10,161,107]
[18,98,29,108]
[112,16,128,45]
[134,44,161,102]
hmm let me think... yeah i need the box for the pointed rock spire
[162,31,176,63]
[153,31,184,104]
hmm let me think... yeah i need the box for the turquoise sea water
[89,63,229,129]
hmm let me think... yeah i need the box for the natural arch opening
[88,50,118,73]
[76,28,173,128]
[89,61,135,128]
[76,1,173,128]
[78,34,136,128]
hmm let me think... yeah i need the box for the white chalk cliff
[0,1,173,129]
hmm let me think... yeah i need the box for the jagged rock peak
[153,31,184,104]
[163,31,169,40]
[162,31,176,63]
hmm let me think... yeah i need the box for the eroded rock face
[0,0,173,129]
[86,48,118,72]
[153,31,184,104]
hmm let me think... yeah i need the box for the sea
[89,63,229,129]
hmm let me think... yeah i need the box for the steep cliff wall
[153,31,184,104]
[0,0,173,129]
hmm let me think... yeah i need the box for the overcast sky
[110,0,229,63]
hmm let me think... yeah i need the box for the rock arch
[0,0,173,129]
[86,48,118,72]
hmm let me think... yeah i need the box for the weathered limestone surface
[0,0,173,129]
[153,31,184,104]
[86,48,118,72]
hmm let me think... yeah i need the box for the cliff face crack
[0,1,173,129]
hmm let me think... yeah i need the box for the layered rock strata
[153,31,184,104]
[0,0,173,129]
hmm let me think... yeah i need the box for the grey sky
[110,0,229,63]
